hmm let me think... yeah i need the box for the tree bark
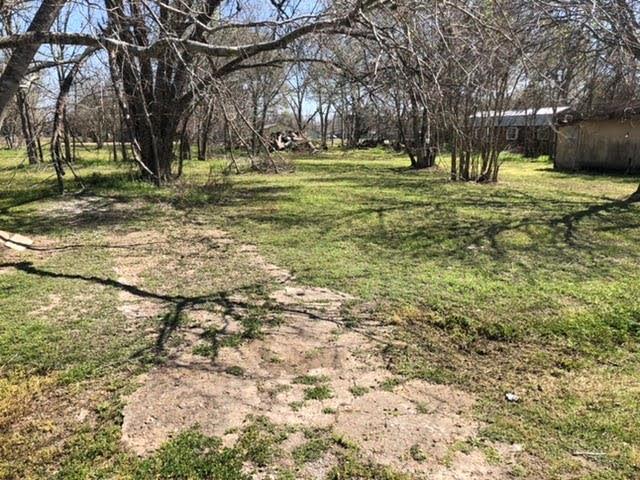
[16,89,40,164]
[197,103,214,161]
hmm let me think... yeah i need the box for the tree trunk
[179,117,191,176]
[62,111,73,163]
[320,105,331,150]
[51,66,77,192]
[16,89,40,164]
[450,141,457,181]
[413,146,436,169]
[105,0,196,184]
[0,0,67,128]
[51,47,94,193]
[250,96,260,155]
[197,104,213,161]
[408,101,435,170]
[111,125,118,161]
[3,126,16,149]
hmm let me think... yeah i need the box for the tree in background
[0,0,382,183]
[1,0,640,191]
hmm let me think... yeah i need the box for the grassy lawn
[1,146,639,478]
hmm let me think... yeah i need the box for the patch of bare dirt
[0,264,13,274]
[120,231,521,478]
[238,244,294,283]
[53,196,113,215]
[7,197,520,477]
[0,245,24,263]
[30,293,62,315]
[111,230,166,325]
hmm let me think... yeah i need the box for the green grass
[409,443,428,463]
[327,455,411,480]
[349,385,369,397]
[225,365,245,376]
[192,303,281,360]
[379,377,403,392]
[1,146,639,478]
[235,416,288,467]
[293,374,330,385]
[293,436,332,464]
[216,153,640,352]
[133,429,247,480]
[304,385,333,401]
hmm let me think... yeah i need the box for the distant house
[555,103,640,173]
[473,107,570,157]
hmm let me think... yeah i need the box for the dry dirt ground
[112,226,522,479]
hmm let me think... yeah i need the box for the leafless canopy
[1,0,640,187]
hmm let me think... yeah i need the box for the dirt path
[118,228,520,478]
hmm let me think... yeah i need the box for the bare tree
[15,79,43,164]
[51,47,96,192]
[0,0,382,183]
[0,0,67,128]
[309,62,337,149]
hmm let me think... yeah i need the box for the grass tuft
[349,385,369,397]
[304,385,333,401]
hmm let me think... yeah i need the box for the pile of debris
[357,138,394,149]
[269,130,318,153]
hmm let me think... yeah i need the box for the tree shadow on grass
[535,166,640,184]
[213,166,640,278]
[0,184,57,213]
[0,260,264,357]
[4,160,640,283]
[557,196,640,245]
[1,194,158,236]
[365,192,640,264]
[74,170,299,209]
[0,260,390,368]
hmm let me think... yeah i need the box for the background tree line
[0,0,639,187]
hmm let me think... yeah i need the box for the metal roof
[473,106,570,127]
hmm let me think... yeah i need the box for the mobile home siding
[556,119,640,173]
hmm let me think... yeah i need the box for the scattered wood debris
[0,230,34,252]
